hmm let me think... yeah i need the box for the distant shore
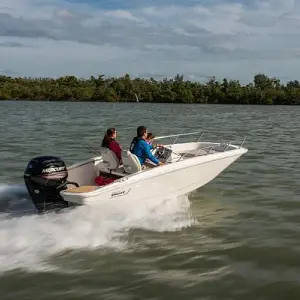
[1,73,299,105]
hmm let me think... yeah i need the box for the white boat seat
[121,149,142,174]
[99,147,120,170]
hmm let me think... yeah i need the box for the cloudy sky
[0,0,299,83]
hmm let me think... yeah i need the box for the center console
[152,146,181,163]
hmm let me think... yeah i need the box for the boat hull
[61,147,247,206]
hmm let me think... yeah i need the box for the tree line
[0,73,299,104]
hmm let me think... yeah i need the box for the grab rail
[155,131,204,147]
[154,131,202,140]
[174,137,246,162]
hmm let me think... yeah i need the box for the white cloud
[0,0,300,83]
[104,9,142,22]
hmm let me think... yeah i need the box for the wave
[0,184,197,273]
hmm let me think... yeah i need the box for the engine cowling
[24,156,71,213]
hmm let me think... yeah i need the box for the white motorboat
[23,132,248,213]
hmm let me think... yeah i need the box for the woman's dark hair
[101,128,116,147]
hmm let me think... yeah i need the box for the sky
[0,0,299,84]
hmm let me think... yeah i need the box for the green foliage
[0,73,299,104]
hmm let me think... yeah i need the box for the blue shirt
[131,138,160,165]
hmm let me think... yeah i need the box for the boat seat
[121,149,142,174]
[99,147,120,170]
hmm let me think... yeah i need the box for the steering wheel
[154,146,166,159]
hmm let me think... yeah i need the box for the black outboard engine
[24,156,78,213]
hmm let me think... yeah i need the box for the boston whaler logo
[42,166,66,173]
[110,188,131,198]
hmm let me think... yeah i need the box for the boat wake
[0,184,197,273]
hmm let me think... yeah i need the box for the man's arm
[142,141,160,165]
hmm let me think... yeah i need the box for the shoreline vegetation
[0,73,300,104]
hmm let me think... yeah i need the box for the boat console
[152,146,181,163]
[153,146,172,163]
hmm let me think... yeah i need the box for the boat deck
[65,185,100,193]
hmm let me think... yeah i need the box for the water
[0,101,299,300]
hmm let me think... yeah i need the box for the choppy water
[0,101,299,300]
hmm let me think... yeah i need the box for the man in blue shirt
[130,126,164,167]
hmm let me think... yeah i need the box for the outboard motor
[24,156,78,213]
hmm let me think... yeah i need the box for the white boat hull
[61,145,247,206]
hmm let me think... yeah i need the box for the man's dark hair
[137,126,147,138]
